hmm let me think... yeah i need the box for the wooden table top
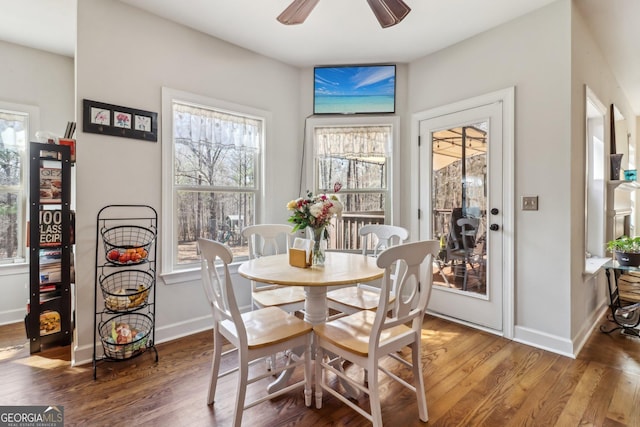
[238,252,384,287]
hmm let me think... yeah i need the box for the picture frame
[83,99,158,142]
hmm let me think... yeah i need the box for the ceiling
[1,0,639,114]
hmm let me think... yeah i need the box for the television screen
[314,64,396,114]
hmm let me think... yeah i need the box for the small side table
[602,260,640,337]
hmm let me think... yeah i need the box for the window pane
[173,103,259,188]
[0,109,27,262]
[315,125,389,191]
[0,191,19,259]
[176,190,255,264]
[175,141,256,188]
[313,124,392,252]
[329,193,385,251]
[318,156,386,190]
[0,146,22,186]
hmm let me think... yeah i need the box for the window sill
[584,256,610,277]
[0,261,28,277]
[160,261,241,285]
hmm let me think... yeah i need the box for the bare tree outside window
[172,102,259,264]
[0,110,28,262]
[314,125,391,250]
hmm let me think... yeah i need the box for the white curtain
[314,125,390,161]
[173,103,260,149]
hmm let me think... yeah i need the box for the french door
[417,89,513,333]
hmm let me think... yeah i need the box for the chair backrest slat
[242,224,293,259]
[198,238,246,338]
[359,224,409,257]
[371,240,439,346]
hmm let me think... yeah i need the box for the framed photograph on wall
[82,99,157,142]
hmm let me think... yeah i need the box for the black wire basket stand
[93,204,158,379]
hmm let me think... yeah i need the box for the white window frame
[0,100,39,276]
[161,88,267,284]
[303,115,400,225]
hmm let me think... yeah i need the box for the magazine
[39,167,63,204]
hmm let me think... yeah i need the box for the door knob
[489,224,500,231]
[490,208,499,215]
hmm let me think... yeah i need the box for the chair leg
[412,341,429,422]
[267,353,276,372]
[315,347,324,409]
[233,348,249,427]
[367,359,383,427]
[208,329,223,405]
[304,338,313,407]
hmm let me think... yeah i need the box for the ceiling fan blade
[277,0,320,25]
[366,0,411,28]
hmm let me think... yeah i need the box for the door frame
[410,87,515,339]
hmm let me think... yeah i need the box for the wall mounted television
[313,64,396,114]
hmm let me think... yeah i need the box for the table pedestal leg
[268,286,360,399]
[268,286,326,394]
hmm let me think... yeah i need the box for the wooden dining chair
[447,217,480,290]
[198,238,313,427]
[314,239,439,427]
[326,224,409,316]
[242,224,306,314]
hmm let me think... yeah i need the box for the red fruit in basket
[108,250,120,261]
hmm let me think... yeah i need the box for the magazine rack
[93,204,158,379]
[26,142,74,353]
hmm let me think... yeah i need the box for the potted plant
[607,236,640,266]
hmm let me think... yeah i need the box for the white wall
[570,2,637,348]
[0,40,74,325]
[73,0,302,364]
[407,1,575,352]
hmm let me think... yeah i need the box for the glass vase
[311,226,326,266]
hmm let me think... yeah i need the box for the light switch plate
[522,196,538,211]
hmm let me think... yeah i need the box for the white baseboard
[0,308,26,326]
[513,325,575,358]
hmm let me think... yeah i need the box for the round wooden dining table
[239,251,383,396]
[238,251,384,325]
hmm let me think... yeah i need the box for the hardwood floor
[1,313,639,426]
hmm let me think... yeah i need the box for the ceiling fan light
[366,0,411,28]
[277,0,320,25]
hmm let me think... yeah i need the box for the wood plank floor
[1,313,639,426]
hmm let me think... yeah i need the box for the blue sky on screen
[315,65,395,97]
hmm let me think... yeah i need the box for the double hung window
[0,103,36,266]
[306,116,399,250]
[162,89,263,276]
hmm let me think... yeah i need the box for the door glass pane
[432,122,487,295]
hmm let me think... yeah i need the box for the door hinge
[418,209,421,219]
[418,135,421,146]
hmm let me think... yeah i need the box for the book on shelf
[39,167,63,204]
[39,291,62,304]
[39,248,75,284]
[25,305,62,338]
[39,284,57,293]
[35,210,75,247]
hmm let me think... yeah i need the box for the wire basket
[99,313,153,360]
[100,269,154,311]
[102,225,155,265]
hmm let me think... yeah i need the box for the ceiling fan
[277,0,411,28]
